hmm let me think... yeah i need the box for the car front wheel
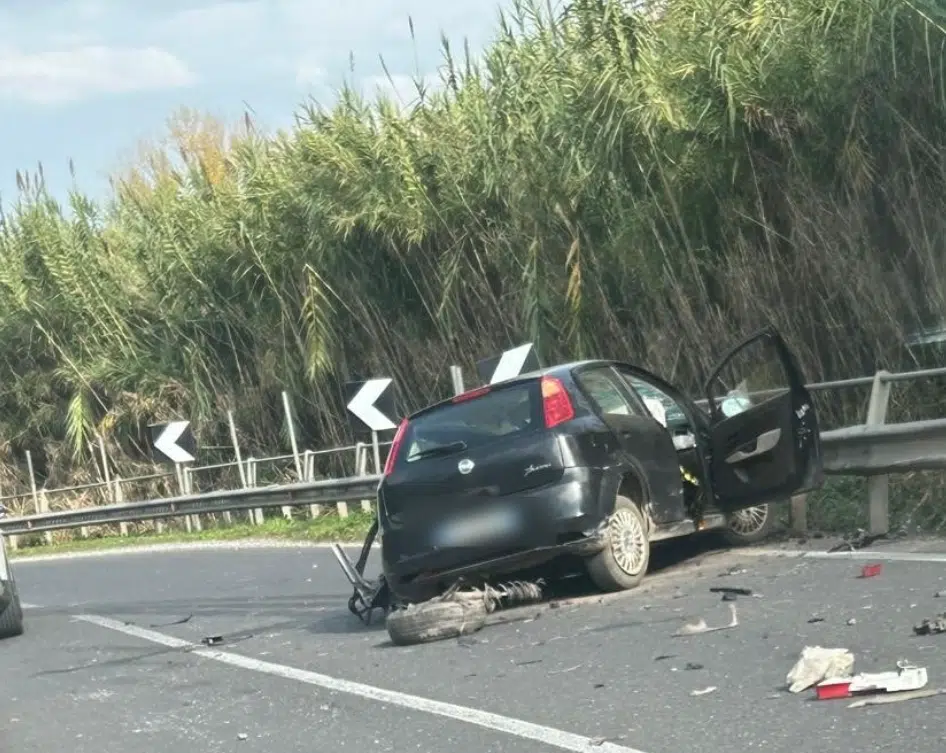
[720,503,775,546]
[586,495,651,592]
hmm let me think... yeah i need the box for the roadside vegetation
[2,0,946,549]
[7,509,375,558]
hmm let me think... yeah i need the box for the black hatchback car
[374,327,823,604]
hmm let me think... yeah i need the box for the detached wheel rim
[728,505,769,537]
[609,508,646,576]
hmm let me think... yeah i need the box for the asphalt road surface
[4,534,946,753]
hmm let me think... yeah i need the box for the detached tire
[720,504,775,546]
[0,577,24,640]
[386,594,489,646]
[586,495,650,592]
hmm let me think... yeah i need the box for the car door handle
[725,428,781,464]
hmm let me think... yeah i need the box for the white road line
[11,540,380,564]
[745,548,946,563]
[20,602,42,609]
[74,613,647,753]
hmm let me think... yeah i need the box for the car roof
[406,359,612,421]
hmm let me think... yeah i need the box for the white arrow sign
[489,343,536,383]
[154,420,195,464]
[347,379,397,432]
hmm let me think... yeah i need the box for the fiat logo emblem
[457,458,475,475]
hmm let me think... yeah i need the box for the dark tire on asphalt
[719,503,776,546]
[0,577,24,640]
[585,494,651,592]
[385,595,489,646]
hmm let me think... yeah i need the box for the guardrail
[0,476,383,536]
[2,419,945,538]
[3,364,946,544]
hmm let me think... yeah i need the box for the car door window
[614,370,685,427]
[575,368,638,416]
[704,333,793,420]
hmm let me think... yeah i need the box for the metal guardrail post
[865,370,892,534]
[357,442,372,513]
[450,365,465,396]
[25,450,51,545]
[789,493,808,534]
[247,458,263,525]
[303,450,320,518]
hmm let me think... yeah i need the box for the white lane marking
[75,613,647,753]
[20,602,42,609]
[12,540,381,564]
[745,548,946,563]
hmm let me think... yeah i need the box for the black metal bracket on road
[330,518,393,625]
[0,475,383,536]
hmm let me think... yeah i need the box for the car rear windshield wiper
[408,441,468,461]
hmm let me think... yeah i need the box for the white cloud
[157,1,266,40]
[362,72,442,104]
[0,45,196,105]
[295,56,326,88]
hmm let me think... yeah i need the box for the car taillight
[383,418,409,476]
[541,376,575,428]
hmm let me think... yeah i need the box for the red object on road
[815,664,928,700]
[859,563,882,578]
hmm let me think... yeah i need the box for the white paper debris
[786,646,855,693]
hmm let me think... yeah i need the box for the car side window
[614,369,684,428]
[575,368,639,416]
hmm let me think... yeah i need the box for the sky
[0,0,509,207]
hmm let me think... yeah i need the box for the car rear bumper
[379,466,611,599]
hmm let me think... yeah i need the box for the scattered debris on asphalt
[237,733,248,741]
[847,618,857,626]
[815,662,928,700]
[673,603,738,637]
[709,586,759,600]
[858,563,882,578]
[684,662,704,671]
[719,566,747,577]
[848,688,945,708]
[549,664,583,675]
[149,614,193,628]
[828,528,887,552]
[202,635,224,646]
[690,686,717,696]
[786,646,855,693]
[654,653,677,661]
[808,616,825,623]
[913,613,946,636]
[935,590,945,598]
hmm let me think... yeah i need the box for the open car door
[702,326,823,511]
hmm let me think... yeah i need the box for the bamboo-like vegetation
[1,0,946,529]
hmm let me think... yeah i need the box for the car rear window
[400,383,541,464]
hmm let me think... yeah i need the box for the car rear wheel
[586,495,650,592]
[720,503,775,546]
[0,576,24,640]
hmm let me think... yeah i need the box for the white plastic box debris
[815,663,928,700]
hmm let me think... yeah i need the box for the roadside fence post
[865,370,893,535]
[25,450,51,546]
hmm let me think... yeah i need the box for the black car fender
[597,464,652,523]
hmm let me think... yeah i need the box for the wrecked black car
[334,326,823,624]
